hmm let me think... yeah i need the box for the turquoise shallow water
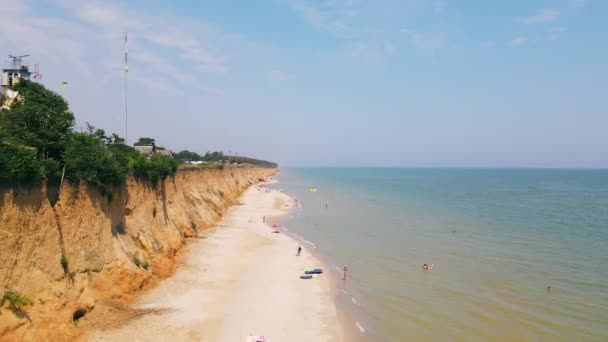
[276,168,608,341]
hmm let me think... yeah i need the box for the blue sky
[1,0,606,167]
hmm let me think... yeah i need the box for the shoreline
[87,181,344,341]
[271,200,372,342]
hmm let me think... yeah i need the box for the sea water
[276,168,608,341]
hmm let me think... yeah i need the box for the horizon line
[279,165,608,170]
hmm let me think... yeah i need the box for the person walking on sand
[297,245,302,256]
[263,216,266,223]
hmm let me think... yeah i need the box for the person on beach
[325,203,328,209]
[297,245,302,256]
[263,216,266,223]
[343,265,349,280]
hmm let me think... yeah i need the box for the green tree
[144,154,178,185]
[176,150,202,161]
[203,151,224,162]
[130,152,178,186]
[0,80,74,160]
[0,143,41,184]
[64,132,128,186]
[134,137,155,146]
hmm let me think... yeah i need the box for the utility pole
[124,32,129,144]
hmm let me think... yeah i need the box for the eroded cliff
[0,167,275,341]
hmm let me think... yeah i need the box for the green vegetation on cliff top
[0,80,177,187]
[0,80,275,187]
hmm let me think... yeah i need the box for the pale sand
[89,185,342,341]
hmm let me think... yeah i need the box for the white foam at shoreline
[293,233,317,249]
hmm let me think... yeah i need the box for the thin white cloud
[518,8,559,24]
[345,42,382,60]
[400,28,443,53]
[510,36,529,46]
[549,27,567,40]
[286,1,447,59]
[1,0,234,96]
[69,2,227,74]
[288,0,355,38]
[480,40,496,48]
[0,3,93,76]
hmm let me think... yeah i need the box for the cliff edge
[0,166,275,341]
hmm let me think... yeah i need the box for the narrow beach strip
[88,184,343,341]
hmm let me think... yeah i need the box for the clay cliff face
[0,167,275,341]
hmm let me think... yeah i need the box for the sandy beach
[88,183,343,341]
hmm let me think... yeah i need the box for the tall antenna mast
[124,32,129,144]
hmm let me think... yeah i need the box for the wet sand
[89,185,342,341]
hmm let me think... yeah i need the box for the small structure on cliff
[155,147,173,156]
[134,145,155,156]
[1,55,33,110]
[133,145,173,157]
[2,55,32,89]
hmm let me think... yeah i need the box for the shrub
[1,290,32,311]
[40,157,62,181]
[132,256,141,268]
[60,254,68,273]
[148,153,178,185]
[142,261,150,270]
[130,153,178,187]
[0,143,41,185]
[64,132,128,186]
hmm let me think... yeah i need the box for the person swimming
[547,286,552,292]
[423,263,429,271]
